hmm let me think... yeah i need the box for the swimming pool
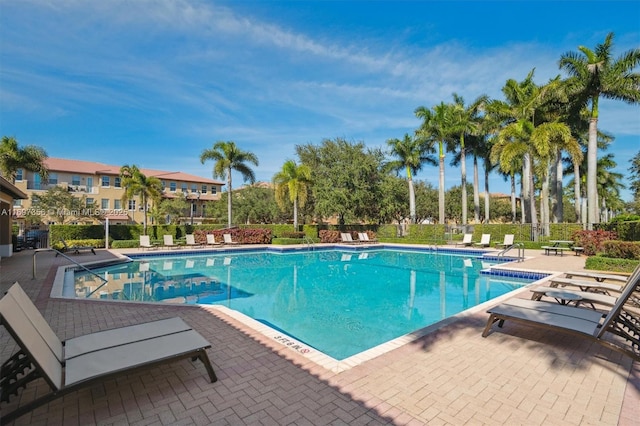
[71,247,538,361]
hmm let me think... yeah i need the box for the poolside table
[542,240,574,256]
[543,290,582,306]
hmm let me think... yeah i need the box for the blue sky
[2,0,639,201]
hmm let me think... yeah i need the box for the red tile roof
[44,158,224,185]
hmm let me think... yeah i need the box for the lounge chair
[564,271,629,283]
[163,234,181,249]
[139,235,158,250]
[495,234,514,249]
[223,233,239,245]
[340,232,358,244]
[548,264,640,295]
[0,282,217,425]
[58,238,95,255]
[530,285,618,308]
[482,266,640,361]
[474,234,491,248]
[358,232,378,243]
[455,233,474,247]
[185,234,202,248]
[206,234,222,246]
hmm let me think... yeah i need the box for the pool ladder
[302,236,316,250]
[33,248,108,295]
[496,243,525,262]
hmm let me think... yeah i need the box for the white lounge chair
[0,282,217,424]
[495,234,514,248]
[206,234,222,246]
[223,233,239,245]
[340,232,358,244]
[163,234,181,249]
[358,232,378,243]
[455,234,474,247]
[474,234,491,248]
[185,234,202,248]
[139,235,157,250]
[482,266,640,361]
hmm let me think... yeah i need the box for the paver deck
[1,246,638,425]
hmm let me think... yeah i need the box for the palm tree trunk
[460,145,467,225]
[473,156,480,223]
[483,167,490,223]
[587,116,599,228]
[510,173,516,223]
[438,143,445,224]
[227,170,233,227]
[408,174,416,224]
[528,154,538,228]
[293,198,298,229]
[574,161,581,223]
[142,193,148,235]
[541,171,550,236]
[553,150,563,222]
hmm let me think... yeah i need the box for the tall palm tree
[0,136,49,183]
[200,141,259,228]
[385,133,436,223]
[415,102,454,224]
[559,32,640,226]
[273,159,312,229]
[119,164,163,235]
[448,93,488,225]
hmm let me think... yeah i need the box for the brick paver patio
[1,247,638,425]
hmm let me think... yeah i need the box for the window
[15,169,23,181]
[114,199,121,210]
[13,199,22,207]
[101,199,109,209]
[202,204,206,217]
[169,182,176,192]
[71,175,81,185]
[211,186,217,195]
[201,184,207,194]
[162,181,166,190]
[191,183,197,192]
[101,176,110,187]
[114,177,121,188]
[128,200,136,210]
[86,198,94,206]
[181,183,188,192]
[48,173,58,185]
[33,174,41,190]
[86,177,93,191]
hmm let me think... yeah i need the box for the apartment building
[11,158,224,226]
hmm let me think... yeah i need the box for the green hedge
[584,256,639,273]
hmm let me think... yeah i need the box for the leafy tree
[273,160,312,229]
[234,185,284,224]
[200,141,259,228]
[119,164,163,234]
[154,197,189,225]
[413,180,439,224]
[296,138,384,225]
[559,32,640,226]
[385,134,436,224]
[30,186,97,224]
[378,175,410,225]
[0,136,49,183]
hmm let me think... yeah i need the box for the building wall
[12,165,223,225]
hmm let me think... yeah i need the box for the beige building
[0,176,28,257]
[11,158,224,226]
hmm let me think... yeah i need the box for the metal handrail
[302,236,316,249]
[496,243,525,261]
[32,248,108,285]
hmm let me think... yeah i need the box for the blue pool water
[73,248,534,360]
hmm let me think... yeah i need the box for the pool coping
[51,245,558,373]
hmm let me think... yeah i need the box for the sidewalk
[0,247,638,425]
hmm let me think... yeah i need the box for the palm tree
[385,133,436,223]
[200,141,259,228]
[0,136,49,183]
[559,32,640,226]
[448,93,488,225]
[415,102,454,224]
[119,165,163,235]
[273,159,312,229]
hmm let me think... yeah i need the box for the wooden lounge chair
[139,235,158,250]
[163,234,181,249]
[474,234,491,248]
[0,282,217,425]
[58,238,95,255]
[482,266,640,361]
[223,233,239,245]
[495,234,514,249]
[206,234,222,246]
[185,234,202,248]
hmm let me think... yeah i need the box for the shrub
[571,230,617,256]
[195,228,271,244]
[601,241,640,260]
[585,256,639,273]
[319,230,341,243]
[281,231,305,239]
